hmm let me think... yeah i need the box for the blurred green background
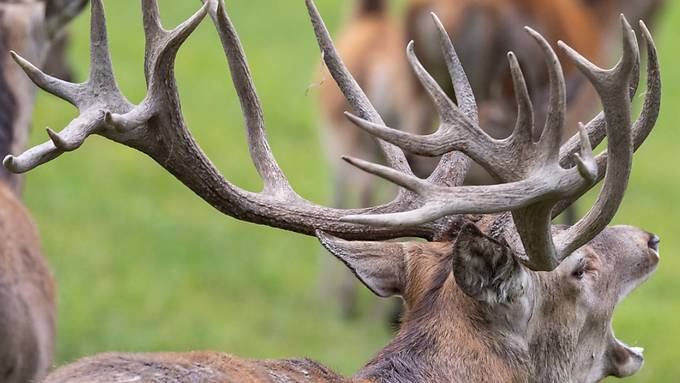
[21,0,679,381]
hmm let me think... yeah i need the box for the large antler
[2,0,443,240]
[341,14,660,270]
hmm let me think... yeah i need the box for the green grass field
[21,0,680,381]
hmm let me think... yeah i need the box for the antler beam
[3,0,442,241]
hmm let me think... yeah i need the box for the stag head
[320,223,659,381]
[3,0,661,381]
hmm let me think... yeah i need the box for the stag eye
[572,269,586,280]
[572,259,587,280]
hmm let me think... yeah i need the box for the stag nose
[647,234,660,252]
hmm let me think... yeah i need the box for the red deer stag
[0,0,85,382]
[4,0,662,381]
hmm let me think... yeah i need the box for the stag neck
[356,277,532,383]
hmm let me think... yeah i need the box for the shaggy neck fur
[525,272,582,383]
[355,265,532,383]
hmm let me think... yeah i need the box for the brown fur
[45,352,352,383]
[0,182,55,383]
[0,1,85,381]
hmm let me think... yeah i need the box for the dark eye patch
[572,258,587,280]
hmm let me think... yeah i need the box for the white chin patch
[629,346,645,359]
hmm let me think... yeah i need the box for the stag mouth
[610,338,645,378]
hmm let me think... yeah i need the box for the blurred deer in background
[5,0,662,381]
[0,0,85,381]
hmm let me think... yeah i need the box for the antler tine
[88,0,117,89]
[141,0,164,43]
[525,27,566,165]
[426,13,475,187]
[9,51,82,106]
[431,13,477,124]
[405,41,460,125]
[3,141,61,174]
[304,0,413,176]
[208,0,295,197]
[558,43,641,168]
[630,21,661,152]
[507,52,535,147]
[553,21,659,217]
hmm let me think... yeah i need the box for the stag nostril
[647,234,660,252]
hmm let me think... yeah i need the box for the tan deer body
[4,0,661,382]
[0,182,55,383]
[0,1,86,381]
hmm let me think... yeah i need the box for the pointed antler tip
[639,19,649,31]
[2,155,14,170]
[46,128,70,151]
[619,14,635,36]
[430,11,442,24]
[341,155,358,165]
[343,111,361,123]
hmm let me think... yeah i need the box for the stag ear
[316,231,407,298]
[452,224,525,304]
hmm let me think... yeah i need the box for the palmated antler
[341,14,660,270]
